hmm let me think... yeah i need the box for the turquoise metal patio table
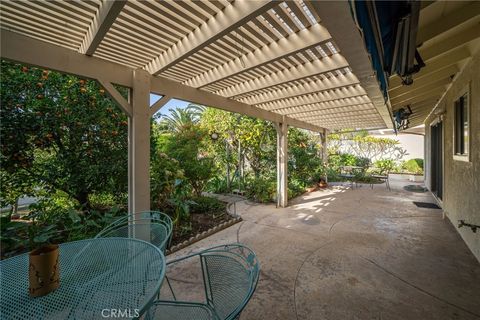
[0,238,165,320]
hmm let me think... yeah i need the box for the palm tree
[159,104,205,133]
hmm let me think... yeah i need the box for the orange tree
[0,60,128,212]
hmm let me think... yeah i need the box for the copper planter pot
[29,244,60,297]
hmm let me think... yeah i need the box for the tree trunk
[13,198,19,215]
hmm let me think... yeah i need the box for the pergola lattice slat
[144,1,278,75]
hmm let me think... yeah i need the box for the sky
[150,95,191,119]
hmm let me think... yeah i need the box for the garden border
[165,196,243,255]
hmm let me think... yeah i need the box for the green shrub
[328,153,357,169]
[161,128,214,197]
[206,176,230,194]
[190,196,225,214]
[402,159,424,174]
[326,167,341,182]
[374,159,397,174]
[288,179,306,199]
[150,151,185,209]
[355,157,371,168]
[245,176,276,203]
[89,192,118,209]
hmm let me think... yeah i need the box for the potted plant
[27,212,60,297]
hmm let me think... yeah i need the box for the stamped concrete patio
[162,178,480,320]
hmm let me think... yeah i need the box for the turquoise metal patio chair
[95,211,173,253]
[146,244,260,320]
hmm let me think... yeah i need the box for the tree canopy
[0,61,128,211]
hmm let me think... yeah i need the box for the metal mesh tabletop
[0,238,165,320]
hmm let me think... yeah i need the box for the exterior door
[430,121,443,199]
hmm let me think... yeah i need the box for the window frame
[453,84,471,162]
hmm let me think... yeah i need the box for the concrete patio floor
[162,178,480,320]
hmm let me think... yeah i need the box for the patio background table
[0,238,165,320]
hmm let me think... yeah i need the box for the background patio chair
[95,211,173,253]
[371,171,391,191]
[146,243,260,320]
[339,166,364,188]
[363,166,391,191]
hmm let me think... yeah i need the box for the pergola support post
[276,119,288,208]
[321,129,329,182]
[128,69,151,221]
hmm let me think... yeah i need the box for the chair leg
[163,275,177,301]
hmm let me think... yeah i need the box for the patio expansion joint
[328,214,356,234]
[293,240,334,320]
[326,193,366,234]
[361,256,480,318]
[236,220,245,243]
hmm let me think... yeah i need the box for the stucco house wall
[425,49,480,262]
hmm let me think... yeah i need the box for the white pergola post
[276,118,288,208]
[321,129,329,182]
[129,69,151,219]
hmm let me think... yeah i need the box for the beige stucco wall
[425,49,480,262]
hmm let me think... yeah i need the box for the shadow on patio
[163,177,480,320]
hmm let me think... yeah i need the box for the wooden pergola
[1,0,395,209]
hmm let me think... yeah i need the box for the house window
[454,92,469,157]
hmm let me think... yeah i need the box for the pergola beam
[241,73,359,106]
[144,0,278,75]
[294,104,375,120]
[391,87,445,106]
[389,65,458,99]
[275,94,370,115]
[149,96,172,117]
[389,46,469,89]
[392,98,438,113]
[1,29,325,133]
[150,76,325,133]
[390,78,450,106]
[308,112,382,122]
[298,111,378,123]
[79,0,127,55]
[1,29,133,87]
[419,24,480,61]
[184,23,333,88]
[311,119,383,129]
[216,54,349,98]
[416,2,480,45]
[260,85,366,111]
[285,97,372,115]
[97,78,132,116]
